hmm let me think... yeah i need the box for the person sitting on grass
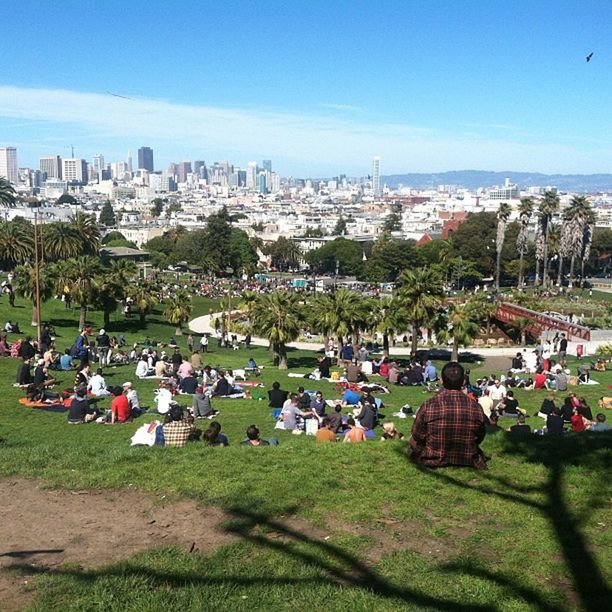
[122,382,141,414]
[576,397,593,421]
[202,421,228,446]
[485,413,502,434]
[162,403,194,447]
[410,361,487,469]
[281,394,315,434]
[240,424,270,447]
[310,391,327,417]
[67,385,98,424]
[499,390,523,418]
[589,413,611,432]
[545,407,565,436]
[154,380,173,415]
[192,386,218,419]
[74,363,91,388]
[33,359,57,388]
[507,414,532,435]
[315,417,337,443]
[179,369,198,394]
[381,422,405,441]
[328,403,344,434]
[354,397,377,431]
[16,357,33,387]
[88,368,110,397]
[135,354,153,378]
[110,386,132,424]
[268,381,288,408]
[59,348,74,371]
[570,406,589,432]
[343,417,367,443]
[538,393,557,419]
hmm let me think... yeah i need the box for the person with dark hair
[589,413,611,432]
[192,387,217,419]
[315,417,337,443]
[203,421,229,446]
[327,403,344,434]
[576,397,593,421]
[500,390,521,418]
[110,386,132,424]
[297,386,312,411]
[268,381,288,408]
[343,417,366,443]
[410,361,487,469]
[67,385,98,424]
[318,354,331,378]
[538,394,557,418]
[546,407,565,435]
[59,348,74,371]
[508,414,532,436]
[162,403,193,447]
[18,336,36,361]
[310,391,327,417]
[16,358,33,386]
[485,413,501,434]
[240,425,270,447]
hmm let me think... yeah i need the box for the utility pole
[33,211,42,347]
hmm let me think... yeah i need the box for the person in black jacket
[67,386,98,424]
[16,358,32,386]
[354,401,377,430]
[546,408,565,435]
[18,337,36,361]
[268,381,288,408]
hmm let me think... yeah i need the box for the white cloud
[0,84,610,174]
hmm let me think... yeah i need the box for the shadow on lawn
[403,433,612,611]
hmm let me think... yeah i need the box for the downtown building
[0,147,18,184]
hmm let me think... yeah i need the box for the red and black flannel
[410,389,487,469]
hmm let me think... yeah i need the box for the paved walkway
[190,312,612,359]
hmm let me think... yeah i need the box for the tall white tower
[246,161,257,190]
[372,156,381,196]
[0,147,18,184]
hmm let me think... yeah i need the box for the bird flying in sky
[586,52,594,62]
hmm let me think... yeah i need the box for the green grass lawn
[0,293,610,610]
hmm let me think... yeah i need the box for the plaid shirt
[410,389,487,469]
[162,420,193,448]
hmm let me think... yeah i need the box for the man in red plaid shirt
[410,361,487,469]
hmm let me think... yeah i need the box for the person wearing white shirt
[135,357,151,378]
[488,380,507,411]
[122,381,140,412]
[88,369,110,397]
[154,381,173,414]
[478,390,494,418]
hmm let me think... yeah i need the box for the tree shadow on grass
[400,433,612,611]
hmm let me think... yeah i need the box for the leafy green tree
[166,202,182,218]
[397,268,444,354]
[383,212,402,233]
[303,226,326,237]
[0,177,16,207]
[102,231,127,244]
[150,198,165,217]
[104,238,138,249]
[305,237,365,277]
[163,290,193,335]
[264,237,303,271]
[57,193,77,205]
[363,236,419,282]
[370,296,408,354]
[99,200,116,226]
[332,216,347,236]
[14,264,55,326]
[252,290,305,369]
[495,202,512,290]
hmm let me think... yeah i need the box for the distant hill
[381,170,612,192]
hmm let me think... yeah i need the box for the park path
[190,313,612,358]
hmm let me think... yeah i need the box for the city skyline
[1,1,612,175]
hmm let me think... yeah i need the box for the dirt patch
[0,478,238,611]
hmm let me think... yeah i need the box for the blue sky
[1,0,611,176]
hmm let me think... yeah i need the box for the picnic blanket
[18,397,71,412]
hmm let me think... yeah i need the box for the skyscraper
[0,147,18,184]
[246,161,257,190]
[262,159,272,173]
[372,156,381,196]
[92,154,105,179]
[177,161,192,183]
[138,146,154,172]
[40,155,62,180]
[61,158,88,184]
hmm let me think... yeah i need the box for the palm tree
[43,222,82,260]
[447,300,481,362]
[0,220,33,267]
[495,202,511,290]
[108,258,138,285]
[371,296,407,354]
[13,264,55,326]
[564,196,595,287]
[580,222,594,287]
[251,290,305,369]
[397,268,444,355]
[66,256,103,329]
[91,277,124,329]
[516,197,533,289]
[127,282,159,325]
[539,191,560,287]
[511,316,535,347]
[69,212,101,254]
[0,177,16,207]
[557,218,573,287]
[163,290,193,335]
